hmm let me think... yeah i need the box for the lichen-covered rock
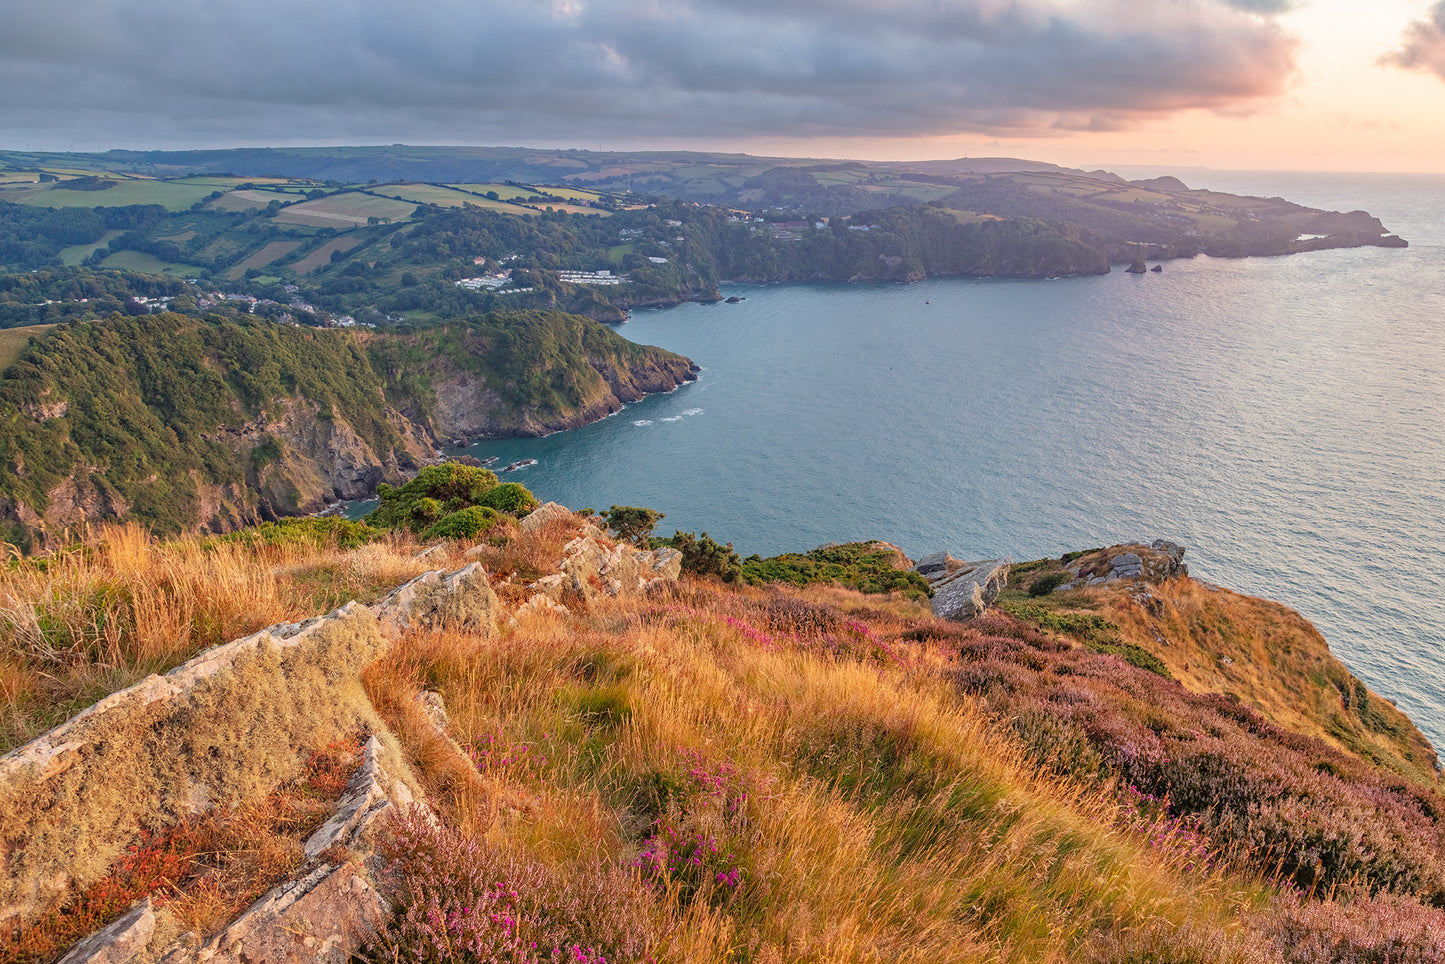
[374,563,498,639]
[931,559,1011,621]
[0,604,388,924]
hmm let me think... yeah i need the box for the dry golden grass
[364,570,1271,963]
[16,517,1429,962]
[0,522,436,751]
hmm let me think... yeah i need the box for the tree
[604,505,662,546]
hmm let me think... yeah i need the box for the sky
[4,0,1445,173]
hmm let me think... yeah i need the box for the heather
[7,516,1445,962]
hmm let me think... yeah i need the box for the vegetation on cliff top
[0,309,691,547]
[2,513,1444,961]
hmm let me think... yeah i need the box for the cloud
[1380,1,1445,82]
[0,0,1299,150]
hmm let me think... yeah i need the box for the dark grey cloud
[1381,1,1445,82]
[0,0,1298,151]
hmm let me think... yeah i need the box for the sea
[408,171,1445,752]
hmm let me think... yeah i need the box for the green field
[374,183,488,208]
[0,325,54,372]
[99,250,205,276]
[209,189,284,212]
[272,193,418,227]
[58,230,124,267]
[449,183,536,200]
[14,178,219,211]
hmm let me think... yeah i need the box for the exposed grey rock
[375,563,498,640]
[58,898,154,964]
[519,501,574,533]
[303,737,398,861]
[912,552,962,583]
[931,559,1011,621]
[553,537,682,602]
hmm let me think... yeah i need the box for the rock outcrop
[532,535,683,604]
[375,563,499,640]
[1054,540,1188,590]
[0,603,402,925]
[917,557,1011,621]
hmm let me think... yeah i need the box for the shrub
[740,543,932,599]
[368,810,659,963]
[367,463,536,535]
[653,530,743,582]
[1028,571,1071,596]
[424,506,500,541]
[478,482,539,516]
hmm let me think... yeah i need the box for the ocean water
[456,172,1445,752]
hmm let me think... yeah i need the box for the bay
[454,171,1445,752]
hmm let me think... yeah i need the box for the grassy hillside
[3,516,1443,962]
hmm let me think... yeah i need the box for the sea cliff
[0,310,695,546]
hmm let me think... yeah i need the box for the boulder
[518,501,574,533]
[931,559,1011,621]
[375,563,498,640]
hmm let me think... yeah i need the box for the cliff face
[0,310,695,544]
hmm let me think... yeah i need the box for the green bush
[366,462,536,535]
[477,482,538,516]
[740,543,932,600]
[424,506,500,541]
[1028,571,1071,597]
[653,530,743,582]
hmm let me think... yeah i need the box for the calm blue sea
[451,171,1445,752]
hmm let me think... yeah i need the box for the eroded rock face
[930,559,1011,622]
[533,536,683,603]
[374,563,499,640]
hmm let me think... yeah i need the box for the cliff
[0,311,695,547]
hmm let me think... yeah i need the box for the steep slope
[0,311,695,546]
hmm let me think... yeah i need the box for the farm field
[272,193,417,227]
[99,250,204,276]
[289,236,362,273]
[209,189,287,212]
[373,183,488,208]
[225,240,304,278]
[58,230,124,266]
[13,178,219,211]
[0,325,55,372]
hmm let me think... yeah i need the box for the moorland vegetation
[1,495,1443,963]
